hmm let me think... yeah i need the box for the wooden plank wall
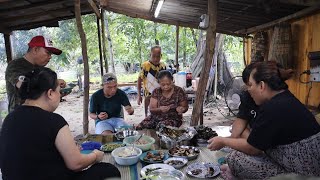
[245,12,320,107]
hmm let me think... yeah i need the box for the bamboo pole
[191,0,217,126]
[75,0,89,135]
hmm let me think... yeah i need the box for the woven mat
[103,147,227,180]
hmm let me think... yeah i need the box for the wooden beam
[4,33,13,63]
[100,0,108,7]
[0,26,10,34]
[87,0,101,18]
[279,0,320,6]
[75,0,90,135]
[191,0,217,126]
[0,0,62,15]
[236,5,320,34]
[175,24,180,71]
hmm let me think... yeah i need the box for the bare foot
[220,164,236,180]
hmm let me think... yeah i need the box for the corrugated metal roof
[0,0,319,35]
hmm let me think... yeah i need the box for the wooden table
[102,129,227,180]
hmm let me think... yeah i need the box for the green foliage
[223,35,245,76]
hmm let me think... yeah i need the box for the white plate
[141,163,175,177]
[186,162,220,178]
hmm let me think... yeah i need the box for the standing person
[137,45,166,117]
[0,68,121,180]
[207,61,320,179]
[89,73,134,135]
[136,70,188,129]
[5,35,66,113]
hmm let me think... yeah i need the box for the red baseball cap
[28,36,62,55]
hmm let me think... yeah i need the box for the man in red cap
[5,35,65,112]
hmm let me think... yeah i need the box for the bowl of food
[164,157,188,169]
[111,146,142,166]
[168,145,200,160]
[115,130,139,141]
[100,142,124,152]
[123,135,155,151]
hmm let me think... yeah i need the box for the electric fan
[224,76,245,115]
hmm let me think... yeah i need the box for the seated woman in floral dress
[137,70,188,129]
[207,61,320,179]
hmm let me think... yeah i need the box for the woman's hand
[207,136,225,151]
[176,106,185,115]
[98,112,108,120]
[92,149,104,163]
[159,106,170,113]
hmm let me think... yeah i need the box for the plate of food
[168,145,200,160]
[164,157,188,169]
[140,150,169,164]
[140,163,175,178]
[186,162,220,178]
[100,142,124,152]
[143,168,185,180]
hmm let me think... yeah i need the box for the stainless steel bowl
[160,138,191,149]
[115,130,139,140]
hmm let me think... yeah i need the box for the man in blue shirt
[89,73,134,135]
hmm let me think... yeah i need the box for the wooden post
[75,0,90,135]
[4,33,12,63]
[175,24,179,71]
[96,12,104,77]
[191,0,217,126]
[244,37,252,65]
[101,9,108,73]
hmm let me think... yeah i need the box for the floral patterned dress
[138,85,188,129]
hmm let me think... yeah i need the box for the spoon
[130,134,144,155]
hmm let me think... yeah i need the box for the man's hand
[125,106,134,115]
[137,95,142,105]
[98,112,108,120]
[58,79,66,88]
[159,106,170,113]
[207,136,225,151]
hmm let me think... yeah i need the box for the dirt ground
[55,89,234,137]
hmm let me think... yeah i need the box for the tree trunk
[190,28,198,47]
[175,25,179,71]
[105,12,116,73]
[101,10,108,73]
[75,0,89,135]
[138,35,143,65]
[96,14,104,77]
[154,22,159,45]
